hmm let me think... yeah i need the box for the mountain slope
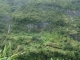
[0,0,80,60]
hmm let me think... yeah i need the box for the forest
[0,0,80,60]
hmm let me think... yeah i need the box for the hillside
[0,0,80,60]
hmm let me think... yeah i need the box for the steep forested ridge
[0,0,80,60]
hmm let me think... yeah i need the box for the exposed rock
[26,22,50,32]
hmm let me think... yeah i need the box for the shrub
[63,42,73,51]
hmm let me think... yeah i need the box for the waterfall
[8,24,10,34]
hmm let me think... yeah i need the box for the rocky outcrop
[26,22,50,32]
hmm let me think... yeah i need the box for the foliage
[0,0,80,60]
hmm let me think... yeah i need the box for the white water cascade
[8,24,10,34]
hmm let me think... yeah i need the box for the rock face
[26,22,50,32]
[37,2,80,16]
[55,6,80,17]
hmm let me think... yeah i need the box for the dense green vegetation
[0,0,80,60]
